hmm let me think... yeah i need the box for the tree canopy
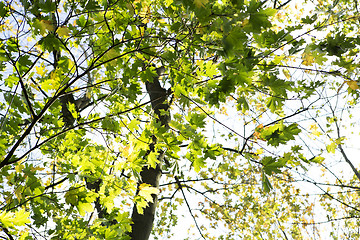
[1,0,360,239]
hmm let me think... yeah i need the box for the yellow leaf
[0,209,30,228]
[135,197,148,215]
[255,148,264,155]
[302,52,314,66]
[13,209,31,226]
[15,164,24,173]
[241,18,250,27]
[19,230,29,240]
[282,69,291,79]
[36,64,46,75]
[194,0,209,8]
[346,80,359,90]
[102,196,115,213]
[57,26,70,37]
[157,18,166,24]
[309,123,321,137]
[77,202,94,216]
[0,211,14,228]
[15,187,23,201]
[138,183,159,203]
[139,5,151,24]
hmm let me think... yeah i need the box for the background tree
[0,0,360,239]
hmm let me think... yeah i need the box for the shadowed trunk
[130,66,170,240]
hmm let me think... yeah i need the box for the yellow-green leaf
[77,202,94,216]
[138,183,159,203]
[57,26,71,37]
[346,80,359,90]
[147,151,159,169]
[0,209,30,228]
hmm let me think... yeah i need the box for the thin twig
[175,176,206,239]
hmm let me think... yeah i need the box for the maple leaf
[345,80,359,90]
[33,19,54,36]
[57,26,71,37]
[139,183,159,203]
[302,52,314,66]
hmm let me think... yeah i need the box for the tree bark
[130,66,170,240]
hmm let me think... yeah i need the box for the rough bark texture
[130,67,170,240]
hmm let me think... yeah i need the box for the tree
[1,0,360,239]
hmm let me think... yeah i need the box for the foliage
[0,0,360,239]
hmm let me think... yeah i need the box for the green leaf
[187,112,206,128]
[261,173,272,193]
[101,117,120,132]
[301,14,318,24]
[266,97,284,113]
[0,2,9,17]
[261,123,301,146]
[262,156,286,175]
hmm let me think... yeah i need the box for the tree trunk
[130,67,170,240]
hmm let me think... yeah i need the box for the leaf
[266,97,284,113]
[102,196,115,213]
[128,118,140,131]
[345,80,359,90]
[135,197,148,215]
[77,202,94,216]
[302,51,315,66]
[308,155,325,163]
[326,142,336,154]
[301,14,318,24]
[0,2,8,18]
[187,112,206,128]
[13,209,31,226]
[262,156,286,175]
[77,15,86,27]
[57,26,71,37]
[33,19,54,36]
[248,7,275,33]
[138,183,159,203]
[147,151,159,169]
[236,97,249,112]
[193,157,206,173]
[261,123,301,146]
[261,173,272,193]
[0,209,31,228]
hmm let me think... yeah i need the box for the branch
[182,94,246,140]
[311,181,360,213]
[276,0,292,9]
[257,64,341,76]
[174,176,206,240]
[330,102,360,181]
[239,107,309,155]
[2,227,14,240]
[4,98,155,167]
[0,46,159,169]
[222,147,262,165]
[260,15,360,61]
[44,175,70,190]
